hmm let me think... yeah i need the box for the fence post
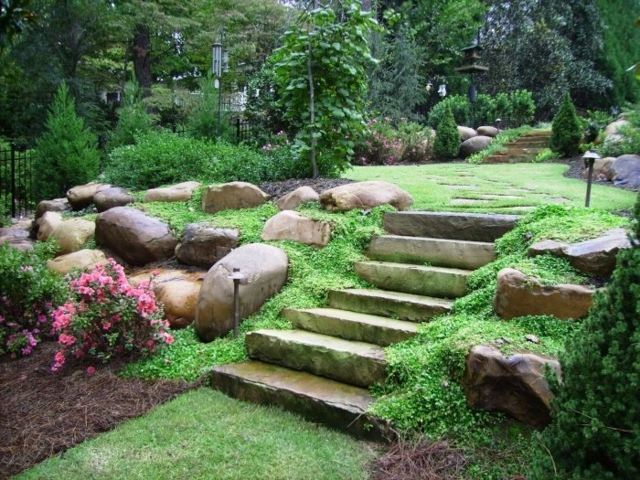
[236,118,241,143]
[10,144,16,218]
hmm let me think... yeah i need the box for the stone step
[210,361,383,439]
[245,329,387,388]
[328,288,453,322]
[284,307,418,346]
[384,211,519,242]
[355,261,471,298]
[368,235,495,269]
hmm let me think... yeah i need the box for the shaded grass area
[345,163,636,213]
[18,388,379,480]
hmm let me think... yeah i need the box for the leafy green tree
[433,105,459,160]
[272,0,379,177]
[33,82,100,201]
[108,81,156,150]
[531,193,640,479]
[550,93,582,157]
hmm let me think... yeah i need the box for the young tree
[108,81,156,150]
[550,93,582,157]
[34,82,100,201]
[272,0,379,177]
[186,75,230,141]
[531,193,640,479]
[433,106,460,160]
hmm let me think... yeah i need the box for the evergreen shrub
[108,81,157,151]
[433,106,460,160]
[550,93,582,157]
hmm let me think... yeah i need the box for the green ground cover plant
[18,389,378,480]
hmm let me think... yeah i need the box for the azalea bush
[50,259,173,372]
[353,119,433,165]
[0,242,68,357]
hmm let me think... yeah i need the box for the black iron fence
[171,117,253,144]
[0,144,35,218]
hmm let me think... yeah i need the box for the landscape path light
[227,267,247,337]
[583,150,601,207]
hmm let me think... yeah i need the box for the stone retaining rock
[611,154,640,190]
[604,118,630,137]
[143,181,201,203]
[36,211,63,242]
[175,223,239,269]
[202,182,269,213]
[66,183,111,210]
[457,126,477,141]
[276,186,320,211]
[459,135,493,158]
[47,249,107,275]
[581,156,615,181]
[320,181,413,212]
[35,198,70,219]
[477,126,499,137]
[93,187,135,212]
[95,207,178,266]
[51,218,95,255]
[494,268,594,320]
[262,210,332,247]
[195,243,288,341]
[463,345,561,427]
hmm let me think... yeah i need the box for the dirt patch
[371,439,467,480]
[260,178,353,199]
[0,342,192,479]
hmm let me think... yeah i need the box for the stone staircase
[210,211,519,438]
[484,130,551,164]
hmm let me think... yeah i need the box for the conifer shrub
[33,83,100,201]
[433,106,460,160]
[108,81,157,151]
[530,194,640,479]
[550,93,582,157]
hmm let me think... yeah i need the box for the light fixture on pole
[583,151,601,207]
[438,84,447,98]
[227,268,247,337]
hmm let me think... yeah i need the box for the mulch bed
[260,177,353,198]
[0,342,192,479]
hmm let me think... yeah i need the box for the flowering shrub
[354,119,433,165]
[50,259,173,372]
[0,242,68,357]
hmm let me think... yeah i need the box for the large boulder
[93,187,135,212]
[35,198,70,219]
[262,210,332,247]
[457,126,477,141]
[175,223,239,269]
[95,207,178,266]
[582,156,616,181]
[195,243,288,341]
[463,345,561,427]
[143,181,201,203]
[129,268,205,328]
[35,211,63,242]
[47,249,107,275]
[50,218,95,255]
[276,186,320,211]
[320,181,413,212]
[477,126,499,137]
[494,268,594,320]
[202,182,269,213]
[530,228,632,277]
[66,183,111,210]
[459,135,493,158]
[604,118,630,137]
[611,154,640,189]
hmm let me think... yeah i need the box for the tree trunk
[132,23,152,96]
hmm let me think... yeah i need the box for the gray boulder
[320,181,413,212]
[459,136,493,158]
[175,223,239,269]
[66,183,111,210]
[262,210,332,247]
[477,126,499,137]
[611,154,640,189]
[276,186,320,211]
[195,243,288,341]
[202,182,269,213]
[457,126,477,141]
[93,187,135,212]
[144,181,201,203]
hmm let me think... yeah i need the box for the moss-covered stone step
[368,235,495,270]
[355,261,471,298]
[384,211,519,242]
[210,361,383,439]
[245,329,386,388]
[328,288,452,322]
[283,307,418,346]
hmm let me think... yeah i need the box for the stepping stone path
[210,211,519,438]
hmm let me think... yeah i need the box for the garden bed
[259,177,353,198]
[0,342,191,479]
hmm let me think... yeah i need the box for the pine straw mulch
[371,439,468,480]
[0,342,192,479]
[259,177,353,199]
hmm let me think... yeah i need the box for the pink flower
[58,333,77,346]
[86,366,96,376]
[163,333,174,345]
[51,350,66,372]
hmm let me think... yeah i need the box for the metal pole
[10,144,16,218]
[217,76,222,139]
[232,268,240,336]
[585,160,594,207]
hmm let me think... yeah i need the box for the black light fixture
[455,29,488,127]
[583,151,601,207]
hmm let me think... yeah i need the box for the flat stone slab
[284,308,418,346]
[449,198,489,206]
[246,329,386,388]
[328,288,452,322]
[355,261,471,299]
[210,361,382,440]
[384,211,520,242]
[368,235,496,270]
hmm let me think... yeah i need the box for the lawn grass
[345,163,636,213]
[18,388,379,480]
